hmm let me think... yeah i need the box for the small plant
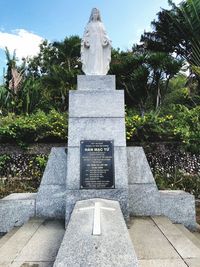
[0,153,48,198]
[155,169,200,198]
[0,155,10,172]
[35,155,48,170]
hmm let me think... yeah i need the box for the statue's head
[89,8,101,22]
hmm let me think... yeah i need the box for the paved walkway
[0,216,200,266]
[0,218,65,267]
[129,217,200,267]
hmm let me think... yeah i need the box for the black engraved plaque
[80,140,114,189]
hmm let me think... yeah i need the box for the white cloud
[0,29,44,60]
[128,26,151,47]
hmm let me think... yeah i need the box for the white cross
[79,201,115,236]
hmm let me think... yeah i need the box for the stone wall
[0,143,199,198]
[142,143,200,176]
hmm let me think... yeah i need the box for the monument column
[65,8,129,224]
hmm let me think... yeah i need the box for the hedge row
[0,105,199,152]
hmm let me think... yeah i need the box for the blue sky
[0,0,181,82]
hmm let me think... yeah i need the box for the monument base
[36,147,67,218]
[0,193,36,233]
[0,146,197,232]
[127,147,197,230]
[65,189,129,226]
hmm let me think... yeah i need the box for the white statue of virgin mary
[81,8,111,75]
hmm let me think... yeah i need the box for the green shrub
[0,153,48,198]
[0,110,67,145]
[171,105,200,152]
[126,105,200,152]
[126,110,175,142]
[0,105,199,152]
[155,169,200,198]
[35,155,48,170]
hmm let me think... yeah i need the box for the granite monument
[0,7,197,236]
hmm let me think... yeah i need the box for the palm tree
[167,0,200,66]
[53,35,81,72]
[4,47,25,113]
[5,47,24,95]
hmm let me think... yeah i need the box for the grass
[0,177,40,198]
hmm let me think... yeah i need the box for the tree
[2,48,26,113]
[140,0,200,106]
[110,48,182,113]
[27,36,82,111]
[141,0,200,67]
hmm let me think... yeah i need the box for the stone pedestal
[127,147,161,216]
[65,75,129,223]
[127,146,197,229]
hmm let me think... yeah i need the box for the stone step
[184,258,200,267]
[128,217,180,260]
[0,227,20,249]
[0,218,65,267]
[194,232,200,241]
[152,216,200,260]
[138,259,188,267]
[176,224,200,250]
[0,218,44,266]
[129,216,200,267]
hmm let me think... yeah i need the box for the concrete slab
[194,232,200,241]
[127,147,197,229]
[0,227,20,249]
[185,258,200,267]
[152,216,200,259]
[13,220,65,262]
[36,185,66,218]
[0,219,44,266]
[3,193,36,200]
[11,261,54,267]
[138,259,187,267]
[176,224,200,249]
[128,217,180,260]
[127,147,161,217]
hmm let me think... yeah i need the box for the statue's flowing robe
[81,21,111,75]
